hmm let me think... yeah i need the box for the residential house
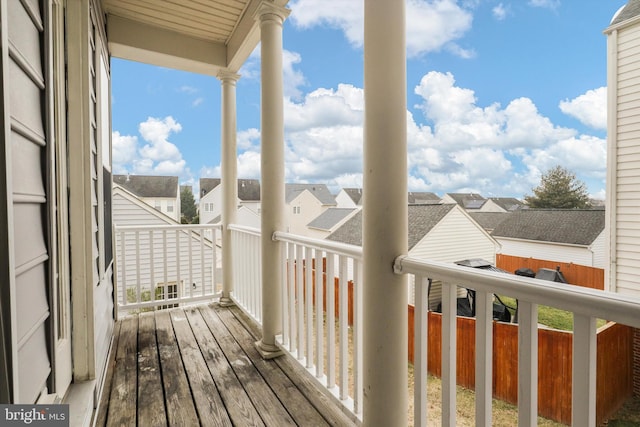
[606,0,640,400]
[335,187,363,208]
[1,0,635,425]
[442,192,489,211]
[113,174,181,222]
[327,204,499,309]
[199,178,261,225]
[112,185,218,312]
[306,207,359,240]
[491,209,606,270]
[408,191,441,205]
[487,197,526,212]
[285,183,336,235]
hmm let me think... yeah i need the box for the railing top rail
[274,231,363,260]
[228,224,261,237]
[395,255,640,328]
[114,223,221,232]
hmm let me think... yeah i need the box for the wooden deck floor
[95,303,356,427]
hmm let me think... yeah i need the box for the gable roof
[199,178,221,198]
[342,188,363,205]
[408,192,441,204]
[199,178,261,201]
[445,193,487,209]
[307,208,357,231]
[113,184,179,225]
[488,197,525,211]
[286,183,336,205]
[490,209,605,246]
[468,212,511,232]
[610,0,640,27]
[113,174,178,198]
[327,204,456,249]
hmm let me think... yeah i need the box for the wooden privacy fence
[496,254,604,290]
[408,306,634,425]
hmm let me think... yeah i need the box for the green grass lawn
[497,295,607,331]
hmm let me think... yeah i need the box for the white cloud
[492,3,508,20]
[192,97,204,107]
[283,50,307,100]
[289,0,473,58]
[213,69,605,198]
[528,0,560,9]
[179,85,198,94]
[112,116,188,177]
[112,131,138,168]
[559,87,607,130]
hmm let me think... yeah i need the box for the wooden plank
[183,308,264,427]
[137,313,167,427]
[107,316,138,427]
[169,309,232,426]
[227,305,356,426]
[197,306,298,427]
[214,305,331,427]
[154,310,199,426]
[95,321,121,427]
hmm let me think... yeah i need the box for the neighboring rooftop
[286,183,336,205]
[199,178,261,201]
[444,193,487,209]
[490,209,605,246]
[489,197,526,211]
[342,188,363,205]
[327,204,456,249]
[113,174,178,198]
[610,0,640,26]
[307,208,357,231]
[408,192,441,205]
[468,212,511,233]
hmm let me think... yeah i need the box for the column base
[218,295,235,307]
[255,339,284,360]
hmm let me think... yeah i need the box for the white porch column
[254,2,290,359]
[218,70,240,307]
[363,0,408,425]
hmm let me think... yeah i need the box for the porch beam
[218,70,240,307]
[254,1,290,359]
[363,0,408,424]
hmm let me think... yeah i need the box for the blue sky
[111,0,625,200]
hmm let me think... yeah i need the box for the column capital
[217,69,241,84]
[253,1,290,24]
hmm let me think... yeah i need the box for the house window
[204,203,209,212]
[167,201,174,212]
[293,206,301,214]
[154,201,161,211]
[156,281,181,309]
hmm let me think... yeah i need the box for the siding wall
[610,21,640,298]
[496,238,595,267]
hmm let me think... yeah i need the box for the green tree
[180,186,198,223]
[524,166,591,209]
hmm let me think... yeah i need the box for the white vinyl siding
[7,0,52,403]
[408,207,498,308]
[497,238,596,267]
[609,20,640,296]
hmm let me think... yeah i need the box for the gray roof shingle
[408,192,441,204]
[343,188,363,205]
[307,208,357,231]
[445,193,487,209]
[199,178,261,201]
[468,212,511,232]
[113,174,178,198]
[610,0,640,26]
[489,197,526,211]
[490,209,605,246]
[327,204,456,249]
[286,184,336,205]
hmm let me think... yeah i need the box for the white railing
[114,224,221,316]
[229,224,262,323]
[273,231,364,420]
[394,255,640,427]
